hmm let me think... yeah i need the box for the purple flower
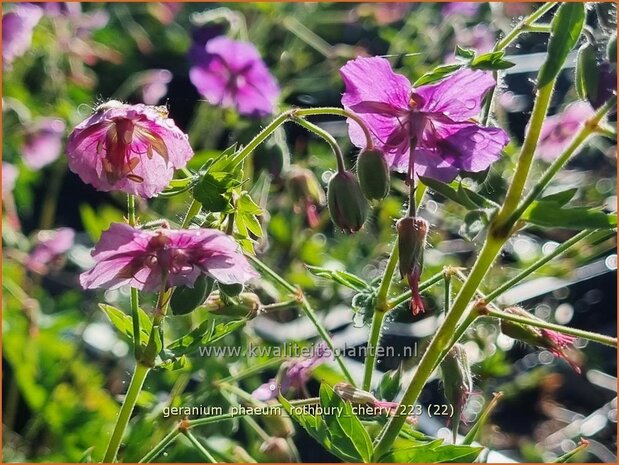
[189,36,280,117]
[2,162,19,195]
[252,343,331,401]
[537,101,595,162]
[340,57,509,182]
[2,3,43,68]
[22,118,66,169]
[26,227,75,273]
[442,2,480,17]
[137,69,173,105]
[66,101,194,198]
[540,329,579,373]
[80,223,257,293]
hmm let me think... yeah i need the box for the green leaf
[98,304,149,345]
[166,318,245,356]
[470,50,515,71]
[155,353,188,371]
[193,171,236,212]
[414,64,462,86]
[420,176,497,210]
[455,45,476,60]
[170,276,214,316]
[319,384,373,462]
[306,265,369,291]
[537,2,586,87]
[380,442,483,463]
[523,202,617,229]
[539,188,578,206]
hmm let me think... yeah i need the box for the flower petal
[415,68,495,120]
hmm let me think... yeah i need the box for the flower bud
[499,306,579,372]
[262,407,295,438]
[327,170,368,233]
[376,365,403,402]
[575,42,599,102]
[259,437,294,462]
[397,217,429,315]
[334,382,378,405]
[203,291,261,319]
[286,166,325,228]
[170,275,214,316]
[356,148,390,201]
[440,343,473,441]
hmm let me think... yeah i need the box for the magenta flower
[252,343,331,401]
[26,227,75,274]
[442,2,480,17]
[66,102,193,198]
[340,57,509,182]
[189,36,280,117]
[537,101,595,162]
[2,162,19,195]
[80,223,257,292]
[2,3,43,68]
[23,118,66,170]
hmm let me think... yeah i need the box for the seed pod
[170,275,214,316]
[575,42,599,102]
[499,306,579,372]
[334,382,377,405]
[327,170,368,233]
[397,216,429,315]
[440,343,473,442]
[203,291,261,319]
[259,437,294,462]
[356,148,390,201]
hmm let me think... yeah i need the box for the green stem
[443,271,451,314]
[495,2,557,51]
[127,195,141,359]
[295,107,374,150]
[292,116,346,173]
[485,308,617,347]
[362,184,426,391]
[103,363,150,462]
[504,97,617,228]
[485,229,603,303]
[183,431,217,462]
[495,81,555,231]
[246,255,355,385]
[362,310,387,391]
[462,392,503,445]
[373,236,504,459]
[139,429,180,463]
[180,199,202,228]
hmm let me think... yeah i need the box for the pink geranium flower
[252,343,331,401]
[2,3,43,68]
[80,223,257,293]
[340,57,509,182]
[23,118,66,170]
[66,102,193,198]
[26,227,75,274]
[537,101,596,162]
[190,36,280,117]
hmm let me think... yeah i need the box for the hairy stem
[292,116,346,173]
[183,431,217,462]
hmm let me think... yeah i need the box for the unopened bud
[259,437,294,462]
[170,275,214,316]
[203,291,261,319]
[440,344,473,441]
[262,407,295,438]
[327,170,368,233]
[356,148,390,201]
[334,382,377,405]
[575,42,599,102]
[397,217,429,315]
[500,306,579,372]
[376,365,403,402]
[286,166,325,228]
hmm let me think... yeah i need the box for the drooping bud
[286,166,325,228]
[575,42,599,102]
[170,275,214,316]
[499,306,580,372]
[440,343,473,442]
[203,291,261,319]
[356,148,390,201]
[259,437,294,462]
[334,382,378,405]
[327,170,368,233]
[397,217,429,315]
